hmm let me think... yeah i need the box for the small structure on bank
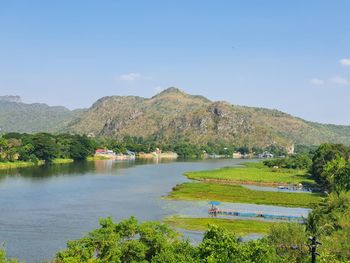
[208,201,303,222]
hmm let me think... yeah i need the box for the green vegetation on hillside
[185,162,313,185]
[2,90,350,148]
[0,98,83,133]
[168,182,321,207]
[68,87,350,147]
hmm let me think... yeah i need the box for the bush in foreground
[54,217,279,263]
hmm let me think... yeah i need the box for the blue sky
[1,1,350,124]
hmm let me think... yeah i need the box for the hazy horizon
[1,1,350,125]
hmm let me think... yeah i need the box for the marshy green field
[168,182,322,208]
[185,162,314,185]
[164,216,279,235]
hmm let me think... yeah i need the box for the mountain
[67,87,350,147]
[0,96,84,133]
[0,95,22,103]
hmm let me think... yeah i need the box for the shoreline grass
[164,216,279,235]
[185,162,314,185]
[167,182,322,208]
[0,161,41,170]
[52,158,74,164]
[0,158,74,170]
[87,155,112,161]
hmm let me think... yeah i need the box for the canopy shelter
[208,201,221,210]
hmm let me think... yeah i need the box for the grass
[164,216,279,235]
[52,158,74,164]
[0,161,40,170]
[167,182,322,208]
[87,155,111,161]
[0,158,73,170]
[185,162,314,185]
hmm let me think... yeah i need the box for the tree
[55,217,281,263]
[197,225,279,263]
[69,135,93,161]
[306,192,350,261]
[311,143,350,191]
[0,137,9,162]
[31,133,58,163]
[321,157,350,194]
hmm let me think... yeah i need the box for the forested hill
[0,96,84,133]
[67,87,350,147]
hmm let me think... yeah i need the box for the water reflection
[0,158,307,262]
[0,158,249,262]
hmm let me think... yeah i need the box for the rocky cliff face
[67,87,350,147]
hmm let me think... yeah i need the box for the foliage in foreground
[0,248,19,263]
[307,192,350,262]
[54,217,279,263]
[310,143,350,192]
[3,192,350,263]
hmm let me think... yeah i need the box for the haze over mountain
[0,96,84,133]
[67,88,350,147]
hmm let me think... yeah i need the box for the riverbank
[137,151,178,159]
[87,155,111,161]
[167,182,322,208]
[185,162,314,186]
[0,161,43,170]
[0,158,73,170]
[164,216,279,235]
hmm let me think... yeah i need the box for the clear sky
[1,0,350,124]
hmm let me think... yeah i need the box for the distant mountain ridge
[0,97,84,133]
[1,89,349,148]
[0,95,22,103]
[67,87,350,147]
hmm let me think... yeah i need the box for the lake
[0,159,308,262]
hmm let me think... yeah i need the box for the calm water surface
[0,159,308,262]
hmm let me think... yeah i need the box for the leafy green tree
[0,137,9,162]
[264,154,312,170]
[31,133,58,163]
[237,146,250,155]
[69,135,93,161]
[321,157,350,194]
[311,143,350,191]
[198,225,279,262]
[264,145,287,156]
[151,241,198,263]
[306,192,350,261]
[55,217,282,263]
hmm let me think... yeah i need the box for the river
[0,159,309,262]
